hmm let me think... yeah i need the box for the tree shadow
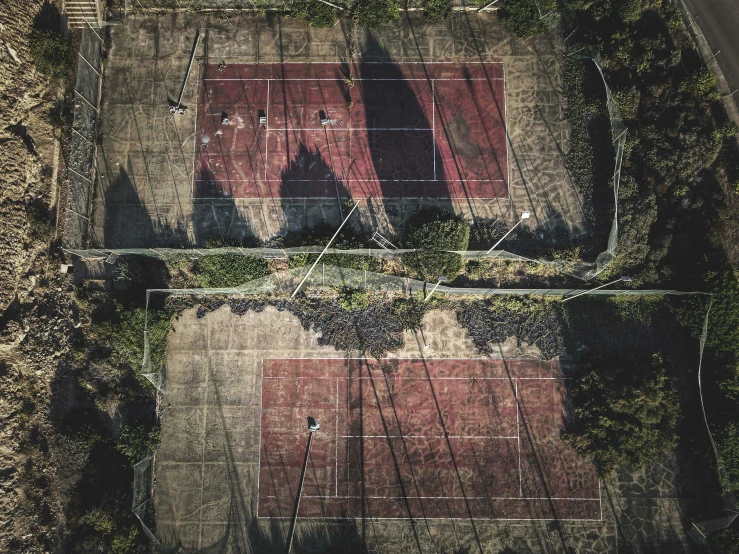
[276,142,357,240]
[33,1,63,32]
[99,160,259,248]
[358,33,454,218]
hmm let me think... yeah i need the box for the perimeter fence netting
[64,24,103,248]
[130,265,727,550]
[67,48,624,281]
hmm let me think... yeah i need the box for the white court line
[335,379,339,498]
[264,495,601,501]
[204,78,504,81]
[432,79,436,180]
[193,178,506,182]
[263,376,568,380]
[264,79,269,181]
[204,61,503,64]
[339,435,517,439]
[255,360,264,519]
[202,126,434,131]
[516,378,522,497]
[264,515,602,523]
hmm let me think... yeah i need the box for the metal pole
[477,0,501,12]
[286,431,315,554]
[485,215,529,255]
[291,203,359,298]
[424,279,444,302]
[562,278,625,302]
[176,30,201,112]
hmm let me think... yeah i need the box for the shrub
[498,0,558,39]
[423,0,453,21]
[717,422,739,491]
[469,218,507,250]
[110,303,173,372]
[709,524,739,554]
[353,0,400,28]
[562,353,680,475]
[403,251,463,281]
[116,421,161,464]
[339,288,370,311]
[291,0,340,27]
[403,208,470,251]
[28,28,73,79]
[195,254,270,288]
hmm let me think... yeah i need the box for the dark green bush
[403,208,470,251]
[353,0,400,28]
[402,208,469,280]
[116,421,161,464]
[423,0,453,21]
[28,28,73,79]
[498,0,558,39]
[562,353,680,475]
[402,251,463,281]
[339,288,370,311]
[291,0,340,27]
[194,254,270,288]
[709,524,739,554]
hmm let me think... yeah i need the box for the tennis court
[258,358,600,521]
[194,62,508,200]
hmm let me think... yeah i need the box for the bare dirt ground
[0,1,77,551]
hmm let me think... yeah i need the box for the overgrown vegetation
[353,0,400,28]
[402,207,470,281]
[28,28,73,80]
[423,0,453,21]
[290,0,340,27]
[562,353,679,475]
[194,254,270,288]
[498,0,558,39]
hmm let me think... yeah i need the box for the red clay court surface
[194,63,508,200]
[258,359,601,522]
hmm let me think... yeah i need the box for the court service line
[262,376,569,381]
[261,516,604,522]
[263,495,601,501]
[193,178,506,182]
[335,379,339,498]
[339,435,518,439]
[516,378,522,497]
[204,78,504,81]
[432,79,436,180]
[202,127,435,131]
[263,79,269,181]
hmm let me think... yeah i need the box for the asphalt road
[682,0,739,109]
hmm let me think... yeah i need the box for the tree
[402,207,470,281]
[291,0,340,27]
[497,0,558,39]
[353,0,400,28]
[194,254,270,288]
[562,353,680,475]
[423,0,453,22]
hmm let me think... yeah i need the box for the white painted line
[204,78,504,81]
[516,378,522,497]
[200,127,434,131]
[264,79,270,181]
[193,178,506,182]
[335,379,339,498]
[432,79,436,180]
[263,376,567,381]
[339,435,517,439]
[263,495,601,501]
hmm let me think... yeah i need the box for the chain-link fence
[131,265,716,549]
[63,24,104,248]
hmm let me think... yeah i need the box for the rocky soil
[0,0,76,551]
